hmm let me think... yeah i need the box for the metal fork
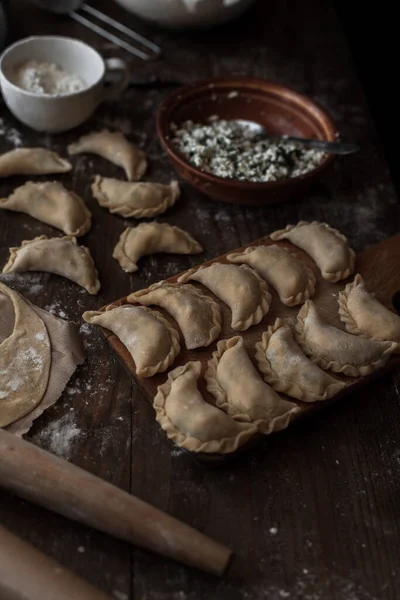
[32,1,162,61]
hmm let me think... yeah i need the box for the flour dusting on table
[34,413,81,459]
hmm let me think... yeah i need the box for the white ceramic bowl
[115,0,256,28]
[0,36,130,133]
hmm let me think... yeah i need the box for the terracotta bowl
[156,77,338,205]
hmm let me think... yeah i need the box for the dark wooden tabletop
[1,1,400,599]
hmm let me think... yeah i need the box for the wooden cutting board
[100,233,400,464]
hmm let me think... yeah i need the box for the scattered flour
[113,592,128,600]
[0,117,23,147]
[44,301,68,319]
[34,413,81,459]
[77,546,85,553]
[269,527,278,535]
[0,272,44,295]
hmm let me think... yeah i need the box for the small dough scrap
[228,244,316,306]
[338,274,400,347]
[178,263,271,331]
[255,318,346,402]
[0,148,72,178]
[154,361,257,454]
[2,235,100,295]
[113,222,203,273]
[68,130,147,181]
[0,181,91,237]
[128,282,221,350]
[0,282,51,427]
[83,305,180,378]
[92,176,180,218]
[271,221,355,282]
[205,336,299,434]
[295,300,397,377]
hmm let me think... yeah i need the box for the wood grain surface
[102,233,400,464]
[1,0,400,599]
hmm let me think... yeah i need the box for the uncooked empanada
[83,305,180,377]
[205,336,299,433]
[271,221,355,282]
[92,176,180,218]
[68,130,147,181]
[255,318,346,402]
[154,361,257,453]
[128,282,221,350]
[0,282,51,427]
[2,235,100,295]
[0,148,72,178]
[0,181,91,237]
[338,274,400,346]
[113,222,203,273]
[227,244,316,306]
[295,300,397,377]
[178,263,271,331]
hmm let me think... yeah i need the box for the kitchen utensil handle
[0,429,232,576]
[282,136,360,155]
[101,57,130,103]
[0,524,111,600]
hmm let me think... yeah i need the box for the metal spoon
[233,120,359,155]
[31,1,161,61]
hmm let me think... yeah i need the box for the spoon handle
[272,135,360,155]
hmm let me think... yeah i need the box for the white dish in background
[115,0,256,29]
[0,36,130,133]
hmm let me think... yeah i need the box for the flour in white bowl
[11,60,86,95]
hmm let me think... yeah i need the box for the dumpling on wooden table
[2,235,100,295]
[154,361,257,453]
[68,129,147,181]
[128,282,221,350]
[113,222,203,273]
[227,244,316,306]
[295,300,397,377]
[270,221,355,282]
[178,263,271,331]
[0,181,91,237]
[255,318,346,402]
[205,336,300,434]
[92,176,180,218]
[0,148,72,178]
[338,274,400,348]
[83,305,180,377]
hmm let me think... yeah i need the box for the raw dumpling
[0,181,91,237]
[255,318,346,402]
[113,222,203,273]
[154,361,257,453]
[0,148,72,178]
[0,282,51,427]
[2,235,100,295]
[270,221,355,282]
[205,336,299,434]
[68,130,147,181]
[178,263,271,331]
[128,282,221,349]
[83,305,180,377]
[92,176,180,218]
[338,274,400,346]
[227,244,316,306]
[295,300,397,377]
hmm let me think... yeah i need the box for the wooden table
[1,1,400,598]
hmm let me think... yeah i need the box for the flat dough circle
[0,282,51,427]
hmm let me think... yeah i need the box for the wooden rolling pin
[0,524,112,600]
[0,429,232,576]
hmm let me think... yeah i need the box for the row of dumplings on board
[0,130,203,291]
[83,221,400,454]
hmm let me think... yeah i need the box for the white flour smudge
[44,301,68,319]
[34,413,81,459]
[0,117,23,147]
